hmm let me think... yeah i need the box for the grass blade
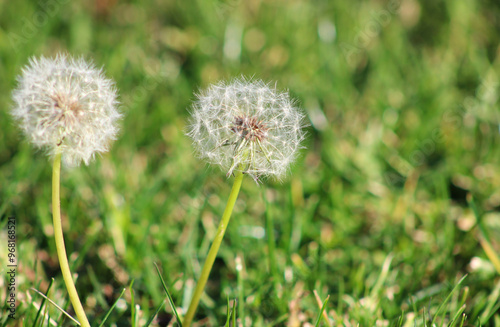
[224,296,231,327]
[449,305,466,327]
[154,262,183,326]
[232,300,236,327]
[313,290,332,327]
[29,287,80,326]
[396,311,404,327]
[314,294,330,327]
[469,195,500,274]
[33,278,53,326]
[431,275,467,326]
[478,238,500,275]
[458,313,466,327]
[144,299,166,327]
[129,280,136,327]
[98,288,126,327]
[480,278,500,323]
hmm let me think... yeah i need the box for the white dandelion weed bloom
[187,78,307,181]
[11,54,121,166]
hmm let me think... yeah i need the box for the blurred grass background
[1,0,500,325]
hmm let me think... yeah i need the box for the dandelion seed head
[187,78,307,181]
[11,54,121,166]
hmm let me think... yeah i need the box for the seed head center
[51,93,83,122]
[231,115,268,142]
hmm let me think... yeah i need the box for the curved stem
[183,172,245,327]
[52,152,91,327]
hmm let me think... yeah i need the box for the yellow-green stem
[183,172,245,327]
[52,152,91,327]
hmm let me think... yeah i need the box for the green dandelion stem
[52,152,91,327]
[184,172,245,327]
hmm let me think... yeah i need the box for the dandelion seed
[187,78,306,181]
[11,54,121,166]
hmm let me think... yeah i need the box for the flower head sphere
[188,78,307,182]
[11,54,121,166]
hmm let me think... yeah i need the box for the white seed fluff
[187,78,306,181]
[11,54,121,166]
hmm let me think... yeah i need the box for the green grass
[1,0,500,325]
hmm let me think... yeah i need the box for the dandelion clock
[10,54,121,327]
[183,78,306,325]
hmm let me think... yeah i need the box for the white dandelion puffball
[11,54,121,166]
[187,78,307,181]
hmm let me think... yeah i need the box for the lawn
[1,0,500,326]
